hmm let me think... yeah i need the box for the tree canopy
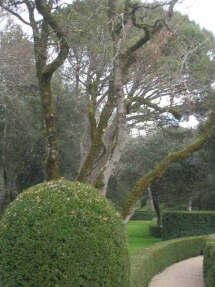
[0,0,215,221]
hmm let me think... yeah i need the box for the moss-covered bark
[30,0,69,180]
[39,76,60,180]
[122,107,215,223]
[94,0,180,196]
[77,78,116,184]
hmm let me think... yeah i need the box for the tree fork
[77,77,115,184]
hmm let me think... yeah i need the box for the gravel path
[149,256,205,287]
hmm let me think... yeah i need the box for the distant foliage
[162,211,215,240]
[0,180,130,287]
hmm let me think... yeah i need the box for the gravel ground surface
[149,256,205,287]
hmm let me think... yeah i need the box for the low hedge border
[203,233,215,287]
[131,235,205,287]
[131,211,156,221]
[149,218,161,238]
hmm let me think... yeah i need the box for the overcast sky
[175,0,215,127]
[175,0,215,35]
[5,0,215,37]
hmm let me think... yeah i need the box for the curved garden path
[149,256,205,287]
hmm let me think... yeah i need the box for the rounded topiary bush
[0,180,130,287]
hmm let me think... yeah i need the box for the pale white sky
[176,0,215,36]
[175,0,215,128]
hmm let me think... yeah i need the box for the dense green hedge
[162,211,215,240]
[203,234,215,287]
[131,211,156,221]
[131,235,205,287]
[0,180,130,287]
[149,218,161,238]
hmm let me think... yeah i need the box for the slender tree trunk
[150,183,161,227]
[188,197,192,211]
[148,186,155,211]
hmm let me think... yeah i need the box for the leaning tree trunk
[121,106,215,223]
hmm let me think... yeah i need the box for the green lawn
[126,220,161,255]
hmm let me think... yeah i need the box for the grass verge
[126,220,161,255]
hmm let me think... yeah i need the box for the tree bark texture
[33,0,69,180]
[148,186,155,211]
[98,56,127,196]
[77,77,116,185]
[96,0,178,196]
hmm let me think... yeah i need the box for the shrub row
[149,218,161,238]
[130,235,205,287]
[203,234,215,287]
[131,211,156,221]
[162,211,215,240]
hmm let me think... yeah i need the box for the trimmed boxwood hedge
[131,211,156,221]
[203,234,215,287]
[0,180,130,287]
[149,218,161,238]
[131,235,205,287]
[162,211,215,240]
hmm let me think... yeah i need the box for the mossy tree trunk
[94,0,180,196]
[121,106,215,223]
[35,0,70,180]
[0,0,70,180]
[77,77,116,185]
[26,0,70,180]
[76,0,180,196]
